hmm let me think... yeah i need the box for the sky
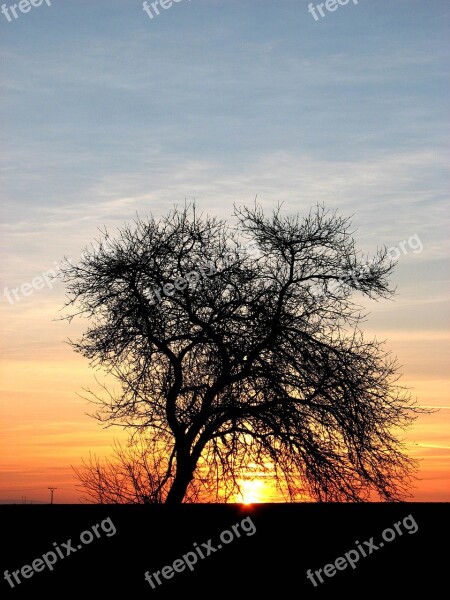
[0,0,449,503]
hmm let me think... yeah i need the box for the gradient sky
[1,0,449,503]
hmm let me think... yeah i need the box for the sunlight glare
[239,479,264,504]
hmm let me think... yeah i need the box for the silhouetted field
[1,503,448,597]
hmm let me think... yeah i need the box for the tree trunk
[165,476,190,504]
[165,451,194,505]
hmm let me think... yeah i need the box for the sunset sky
[1,0,449,503]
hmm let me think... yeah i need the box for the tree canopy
[62,204,423,503]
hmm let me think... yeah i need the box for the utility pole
[48,487,57,505]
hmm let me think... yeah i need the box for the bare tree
[62,204,424,504]
[74,437,171,504]
[73,433,244,504]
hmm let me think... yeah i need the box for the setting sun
[238,479,265,504]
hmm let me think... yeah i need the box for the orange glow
[238,479,266,504]
[0,333,449,503]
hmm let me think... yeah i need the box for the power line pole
[48,487,57,505]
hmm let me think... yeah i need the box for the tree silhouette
[73,433,240,504]
[62,204,423,504]
[74,438,172,504]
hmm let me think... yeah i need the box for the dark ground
[1,503,448,597]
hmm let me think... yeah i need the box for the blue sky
[0,1,449,501]
[1,0,449,331]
